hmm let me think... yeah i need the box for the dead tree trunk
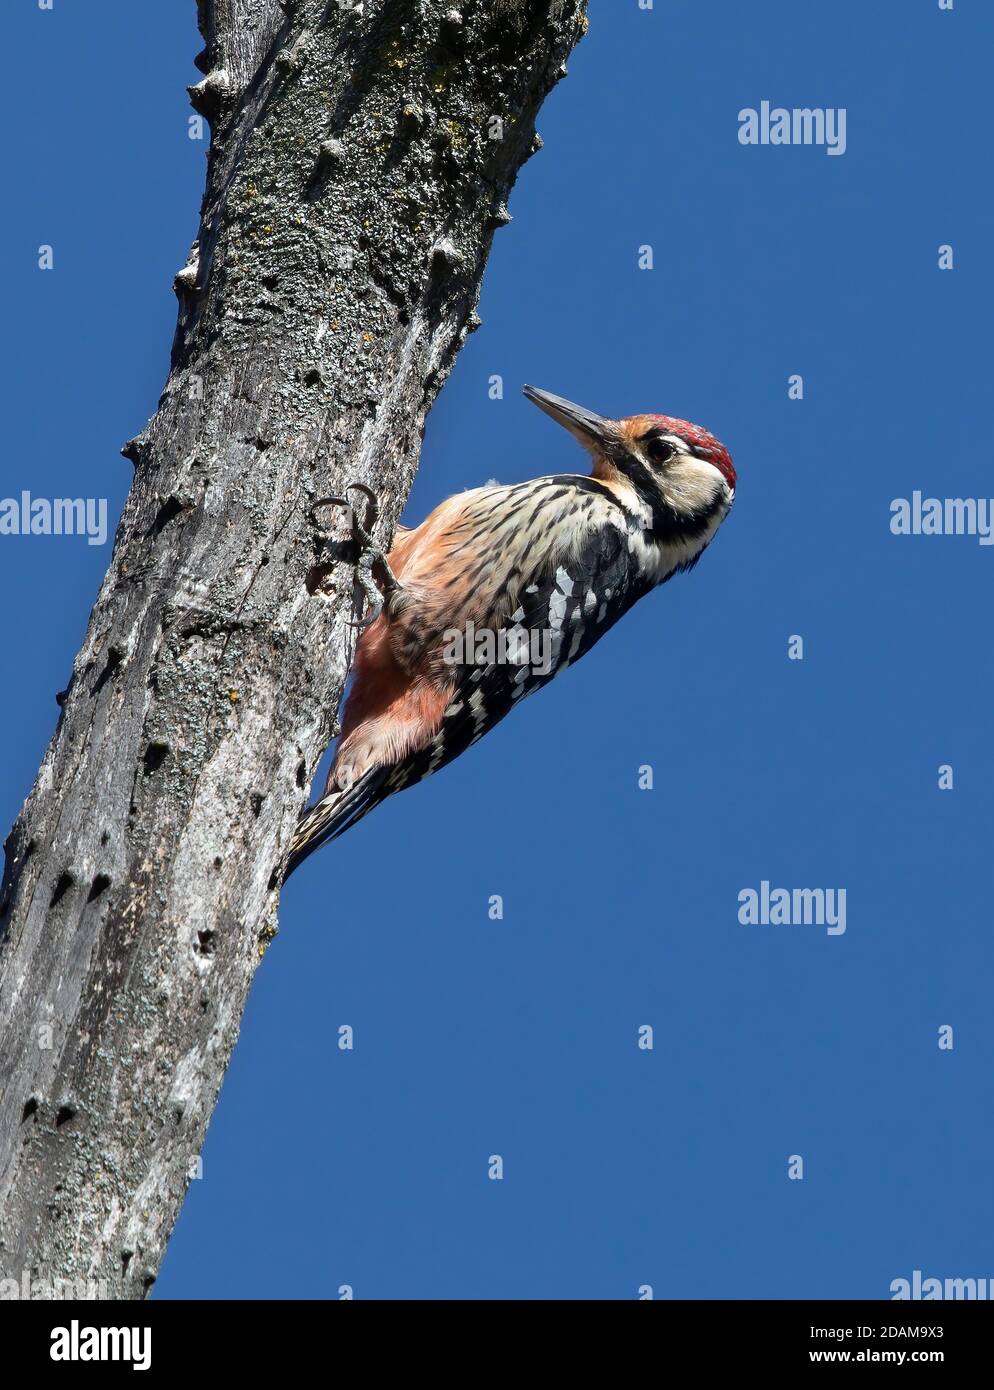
[0,0,587,1300]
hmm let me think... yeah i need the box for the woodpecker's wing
[379,478,650,797]
[282,477,650,879]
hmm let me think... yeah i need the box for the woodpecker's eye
[645,435,675,465]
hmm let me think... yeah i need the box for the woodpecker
[285,385,735,878]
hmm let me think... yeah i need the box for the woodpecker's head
[523,384,735,573]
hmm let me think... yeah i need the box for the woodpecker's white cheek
[660,456,725,516]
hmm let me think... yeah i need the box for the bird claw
[310,482,378,548]
[310,483,400,630]
[349,551,385,630]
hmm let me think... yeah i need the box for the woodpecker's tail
[282,767,390,881]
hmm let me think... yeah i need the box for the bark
[0,0,587,1299]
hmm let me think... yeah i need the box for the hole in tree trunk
[143,743,169,776]
[50,872,74,908]
[151,496,186,536]
[87,874,111,903]
[92,647,123,696]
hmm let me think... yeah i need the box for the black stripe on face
[614,452,718,544]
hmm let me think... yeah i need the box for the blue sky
[3,0,992,1299]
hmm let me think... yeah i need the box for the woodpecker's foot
[310,483,403,629]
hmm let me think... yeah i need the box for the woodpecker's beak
[523,385,616,453]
